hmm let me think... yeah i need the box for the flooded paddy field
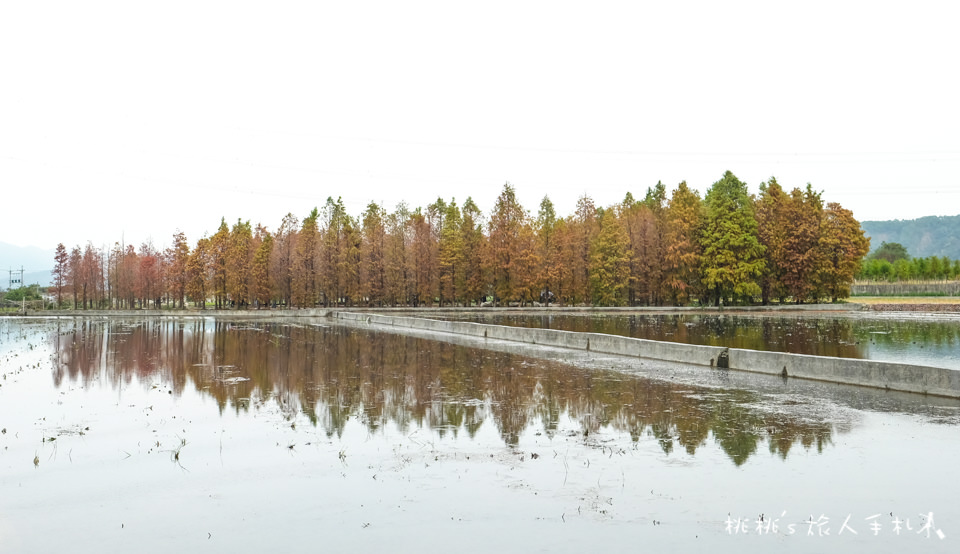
[1,316,958,553]
[436,312,960,370]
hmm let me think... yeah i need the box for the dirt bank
[865,303,960,313]
[854,296,960,312]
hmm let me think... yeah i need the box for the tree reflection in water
[51,318,835,466]
[444,312,960,367]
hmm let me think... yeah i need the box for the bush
[1,285,42,302]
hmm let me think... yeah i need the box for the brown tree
[619,194,660,305]
[68,246,82,309]
[384,203,413,306]
[75,242,105,309]
[120,244,138,308]
[663,181,703,305]
[339,215,362,305]
[50,179,870,310]
[459,198,486,306]
[486,183,527,305]
[816,202,870,302]
[52,243,68,308]
[534,196,559,304]
[186,237,210,308]
[551,218,577,305]
[513,220,541,305]
[568,195,599,304]
[251,225,273,308]
[755,178,790,304]
[438,200,463,306]
[227,219,253,308]
[137,241,161,309]
[360,202,387,306]
[642,182,667,304]
[781,185,824,303]
[209,219,230,309]
[270,213,299,307]
[167,230,190,308]
[410,210,436,306]
[292,208,319,307]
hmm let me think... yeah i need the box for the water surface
[0,316,957,553]
[437,312,960,369]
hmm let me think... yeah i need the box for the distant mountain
[0,242,55,289]
[861,215,960,260]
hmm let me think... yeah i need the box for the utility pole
[8,266,25,314]
[8,267,23,290]
[8,267,25,312]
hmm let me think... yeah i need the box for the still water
[438,312,960,370]
[1,316,958,553]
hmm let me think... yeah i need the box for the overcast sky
[2,0,959,254]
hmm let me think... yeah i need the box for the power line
[232,127,960,159]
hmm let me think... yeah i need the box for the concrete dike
[333,311,960,399]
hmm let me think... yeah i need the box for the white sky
[2,0,959,252]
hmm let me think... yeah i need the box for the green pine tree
[700,171,766,305]
[589,209,632,306]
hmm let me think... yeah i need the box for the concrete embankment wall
[333,311,960,399]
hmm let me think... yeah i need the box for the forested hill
[861,215,960,259]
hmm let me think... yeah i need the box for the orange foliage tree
[55,172,871,309]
